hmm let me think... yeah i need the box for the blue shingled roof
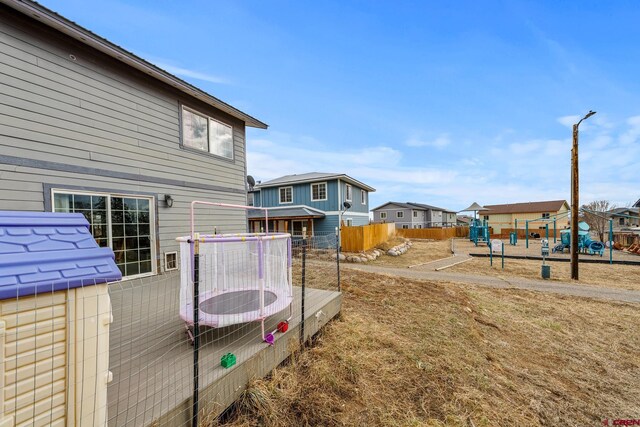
[0,211,122,299]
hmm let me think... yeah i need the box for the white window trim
[361,190,366,205]
[279,186,293,204]
[380,212,387,219]
[51,188,156,280]
[397,211,404,218]
[164,251,178,271]
[310,182,328,202]
[181,105,234,160]
[345,184,352,202]
[413,211,418,218]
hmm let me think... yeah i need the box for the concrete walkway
[342,263,640,304]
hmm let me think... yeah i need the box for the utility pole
[571,110,596,280]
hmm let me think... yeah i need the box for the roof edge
[257,173,376,192]
[2,0,268,129]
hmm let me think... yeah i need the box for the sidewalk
[342,263,640,304]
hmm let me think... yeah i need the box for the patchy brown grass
[375,236,408,251]
[371,239,453,268]
[448,257,640,291]
[220,270,640,427]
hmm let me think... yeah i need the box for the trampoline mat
[199,290,278,315]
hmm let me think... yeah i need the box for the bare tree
[581,200,615,242]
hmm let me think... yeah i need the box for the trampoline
[177,201,293,344]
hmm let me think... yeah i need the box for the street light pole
[571,110,596,280]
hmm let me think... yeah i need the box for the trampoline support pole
[301,234,306,346]
[192,237,200,427]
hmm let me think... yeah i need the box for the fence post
[609,219,613,265]
[300,228,307,346]
[501,240,505,270]
[192,234,201,427]
[545,223,549,241]
[335,227,341,292]
[490,241,493,266]
[553,218,557,243]
[525,221,529,248]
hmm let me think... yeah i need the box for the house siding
[486,204,570,233]
[0,7,251,272]
[258,181,339,211]
[372,204,415,229]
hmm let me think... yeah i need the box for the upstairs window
[361,190,366,204]
[380,212,387,219]
[483,215,489,220]
[413,211,418,218]
[279,187,293,204]
[397,211,404,218]
[345,184,352,201]
[542,212,550,219]
[182,107,234,160]
[311,183,327,201]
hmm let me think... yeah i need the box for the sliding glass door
[53,190,155,278]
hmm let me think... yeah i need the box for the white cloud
[151,61,229,84]
[557,115,580,128]
[619,115,640,145]
[405,134,451,148]
[247,115,640,212]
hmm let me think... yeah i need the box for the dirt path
[342,263,640,304]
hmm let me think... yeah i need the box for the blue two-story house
[248,172,375,236]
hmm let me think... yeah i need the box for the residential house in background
[371,202,457,229]
[248,172,375,236]
[482,200,570,233]
[634,198,640,208]
[457,215,473,226]
[0,0,267,278]
[608,207,640,230]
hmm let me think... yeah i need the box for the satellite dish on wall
[247,175,256,190]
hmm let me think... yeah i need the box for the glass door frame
[50,188,157,280]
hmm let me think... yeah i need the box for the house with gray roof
[371,202,457,229]
[248,172,375,236]
[0,0,266,278]
[608,207,640,230]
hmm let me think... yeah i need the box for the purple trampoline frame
[179,201,293,344]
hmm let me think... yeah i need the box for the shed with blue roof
[0,211,119,426]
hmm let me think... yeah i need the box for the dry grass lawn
[449,257,640,291]
[221,270,640,427]
[370,239,453,268]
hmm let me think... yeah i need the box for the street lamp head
[584,110,596,120]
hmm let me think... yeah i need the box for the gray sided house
[0,0,267,278]
[248,172,375,236]
[372,202,457,229]
[608,208,640,230]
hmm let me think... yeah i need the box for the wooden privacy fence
[341,223,395,252]
[397,226,469,240]
[492,228,562,239]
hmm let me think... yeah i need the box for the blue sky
[42,0,640,211]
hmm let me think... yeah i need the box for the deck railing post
[192,235,200,427]
[300,229,307,346]
[336,227,341,292]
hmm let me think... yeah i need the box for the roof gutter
[2,0,268,129]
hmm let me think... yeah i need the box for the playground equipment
[460,202,490,246]
[552,221,605,256]
[469,218,490,246]
[177,202,293,345]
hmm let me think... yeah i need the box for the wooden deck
[107,273,341,426]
